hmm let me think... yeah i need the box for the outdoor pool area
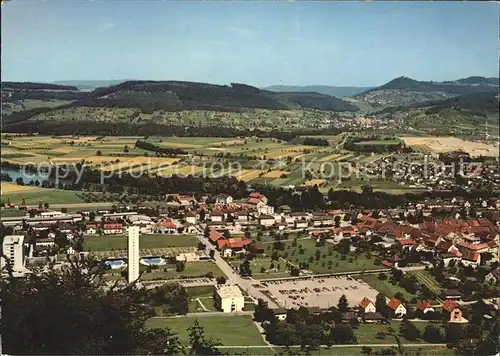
[140,256,166,266]
[104,259,127,270]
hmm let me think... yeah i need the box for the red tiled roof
[458,242,489,251]
[397,239,415,246]
[359,297,374,309]
[209,230,224,242]
[442,299,460,313]
[156,219,177,228]
[103,223,122,229]
[247,197,262,205]
[387,298,402,311]
[417,301,433,311]
[86,224,97,229]
[249,192,265,199]
[218,237,246,250]
[381,260,393,267]
[462,250,479,262]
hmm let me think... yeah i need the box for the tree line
[135,140,187,155]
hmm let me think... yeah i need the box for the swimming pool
[140,256,166,266]
[104,259,127,269]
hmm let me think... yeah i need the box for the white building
[1,235,25,274]
[128,226,140,283]
[213,284,244,313]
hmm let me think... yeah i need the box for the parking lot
[263,276,379,309]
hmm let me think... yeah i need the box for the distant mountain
[355,76,499,108]
[72,80,359,112]
[53,80,130,90]
[264,85,373,98]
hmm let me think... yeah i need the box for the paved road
[195,234,279,308]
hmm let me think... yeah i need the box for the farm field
[83,234,199,251]
[407,270,442,295]
[0,183,85,205]
[145,315,266,346]
[401,136,499,157]
[361,274,414,301]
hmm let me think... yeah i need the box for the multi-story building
[127,226,140,283]
[1,235,25,275]
[213,284,244,313]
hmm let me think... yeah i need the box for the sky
[1,1,499,87]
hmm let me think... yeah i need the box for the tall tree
[1,259,183,355]
[337,294,349,313]
[188,319,223,355]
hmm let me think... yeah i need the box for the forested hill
[2,82,78,91]
[74,81,359,113]
[411,92,499,114]
[353,76,499,108]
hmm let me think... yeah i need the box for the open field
[356,321,445,344]
[361,274,414,301]
[401,136,499,157]
[145,316,266,346]
[1,184,85,205]
[301,179,327,187]
[354,139,401,146]
[263,276,379,309]
[1,182,42,193]
[83,234,199,251]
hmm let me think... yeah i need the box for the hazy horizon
[1,1,498,87]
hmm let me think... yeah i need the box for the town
[1,187,499,354]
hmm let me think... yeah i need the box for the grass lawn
[84,234,198,251]
[0,209,28,217]
[0,186,85,205]
[187,286,216,312]
[355,321,446,344]
[139,261,225,280]
[408,270,442,295]
[145,315,266,346]
[361,274,414,301]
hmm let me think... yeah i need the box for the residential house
[272,308,288,321]
[185,211,197,224]
[234,210,249,222]
[217,238,252,257]
[359,297,376,314]
[387,298,407,317]
[259,214,275,227]
[416,301,434,314]
[103,223,123,235]
[461,250,481,267]
[290,212,308,221]
[294,218,309,229]
[154,219,178,234]
[249,192,268,205]
[210,211,224,223]
[208,230,225,245]
[485,267,500,284]
[216,194,233,205]
[363,312,386,324]
[442,299,467,323]
[85,224,98,235]
[312,215,334,227]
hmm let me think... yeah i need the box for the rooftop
[214,284,243,299]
